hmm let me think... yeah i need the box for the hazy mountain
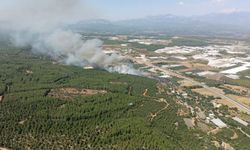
[70,12,250,37]
[196,12,250,27]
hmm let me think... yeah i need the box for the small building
[182,93,188,98]
[212,101,222,108]
[189,107,195,115]
[209,113,215,119]
[121,44,128,47]
[232,117,249,126]
[84,66,94,70]
[159,74,171,79]
[205,117,210,124]
[211,118,227,128]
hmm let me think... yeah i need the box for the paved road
[129,56,250,114]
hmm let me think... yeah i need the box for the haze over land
[71,12,250,37]
[0,0,250,150]
[1,0,250,37]
[0,0,139,75]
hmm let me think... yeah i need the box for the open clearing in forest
[48,88,107,100]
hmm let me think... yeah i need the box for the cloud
[221,8,240,14]
[178,1,184,5]
[212,0,231,3]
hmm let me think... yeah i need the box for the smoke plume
[0,0,139,75]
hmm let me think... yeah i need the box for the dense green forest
[0,48,214,149]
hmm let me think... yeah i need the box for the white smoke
[0,0,139,75]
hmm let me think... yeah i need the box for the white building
[121,44,128,47]
[84,66,94,70]
[209,113,215,119]
[232,117,249,126]
[211,118,227,128]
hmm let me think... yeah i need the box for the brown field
[178,79,198,87]
[216,99,236,108]
[181,62,215,71]
[192,87,224,97]
[223,84,250,95]
[48,88,107,100]
[216,98,249,113]
[226,94,250,106]
[203,74,224,81]
[211,87,225,94]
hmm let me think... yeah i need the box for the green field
[102,39,166,51]
[168,38,209,47]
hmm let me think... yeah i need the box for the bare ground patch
[48,88,107,100]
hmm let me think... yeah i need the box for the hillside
[0,48,215,149]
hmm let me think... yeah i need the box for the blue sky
[1,0,249,21]
[84,0,250,20]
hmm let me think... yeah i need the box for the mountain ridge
[70,12,250,37]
